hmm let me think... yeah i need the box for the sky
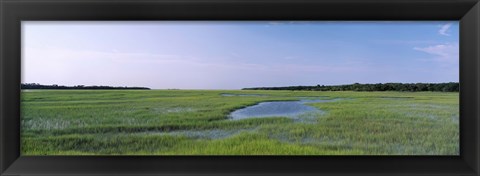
[22,21,459,90]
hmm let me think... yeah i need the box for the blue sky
[22,21,459,89]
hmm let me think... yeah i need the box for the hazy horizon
[22,81,460,90]
[22,21,459,89]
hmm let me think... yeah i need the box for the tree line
[21,83,150,90]
[243,82,459,92]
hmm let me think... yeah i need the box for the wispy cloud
[267,21,286,25]
[372,39,439,45]
[266,21,313,25]
[438,23,452,36]
[413,43,458,63]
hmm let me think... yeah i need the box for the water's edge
[142,94,343,141]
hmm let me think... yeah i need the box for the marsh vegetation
[21,90,459,155]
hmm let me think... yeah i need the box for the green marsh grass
[21,90,459,155]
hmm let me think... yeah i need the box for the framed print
[1,0,479,175]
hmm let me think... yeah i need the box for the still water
[229,99,340,120]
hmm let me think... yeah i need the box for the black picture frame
[1,0,479,175]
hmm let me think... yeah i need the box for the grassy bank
[21,90,459,155]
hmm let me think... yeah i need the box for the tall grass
[21,90,459,155]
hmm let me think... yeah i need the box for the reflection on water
[229,99,340,120]
[135,98,343,140]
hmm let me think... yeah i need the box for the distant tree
[242,82,459,92]
[21,83,150,90]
